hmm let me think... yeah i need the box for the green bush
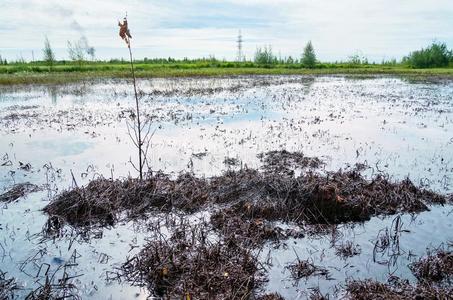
[254,46,277,65]
[404,42,452,68]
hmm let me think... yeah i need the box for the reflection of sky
[27,138,93,157]
[0,0,452,61]
[1,76,452,192]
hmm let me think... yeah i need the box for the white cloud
[0,0,452,61]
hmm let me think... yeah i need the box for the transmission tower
[236,30,243,62]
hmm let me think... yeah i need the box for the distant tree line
[2,38,452,70]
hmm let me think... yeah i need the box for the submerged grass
[0,182,40,203]
[0,271,18,300]
[335,240,362,258]
[286,258,330,280]
[409,249,453,284]
[256,293,285,300]
[347,247,453,299]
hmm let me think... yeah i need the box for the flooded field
[0,75,452,299]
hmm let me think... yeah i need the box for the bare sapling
[118,15,153,180]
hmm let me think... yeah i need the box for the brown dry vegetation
[25,276,80,300]
[335,240,362,258]
[347,247,453,300]
[256,293,285,300]
[0,182,39,203]
[0,271,18,300]
[409,249,453,284]
[286,258,330,280]
[346,277,452,300]
[40,152,452,299]
[43,157,448,239]
[258,150,324,175]
[120,221,266,299]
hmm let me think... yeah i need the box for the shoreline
[1,66,453,86]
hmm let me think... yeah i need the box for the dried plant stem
[128,43,143,180]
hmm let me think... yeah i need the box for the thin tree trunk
[128,44,143,180]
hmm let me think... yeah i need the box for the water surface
[0,75,452,299]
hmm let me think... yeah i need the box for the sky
[0,0,452,62]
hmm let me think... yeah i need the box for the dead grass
[258,150,324,175]
[43,157,448,238]
[0,182,39,203]
[346,277,452,300]
[0,271,18,300]
[36,152,453,298]
[286,258,330,280]
[43,172,214,228]
[25,275,80,300]
[256,293,285,300]
[347,247,453,299]
[120,221,266,299]
[409,249,453,284]
[211,210,304,247]
[335,241,362,259]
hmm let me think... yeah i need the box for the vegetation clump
[347,247,453,299]
[43,153,448,237]
[409,249,453,284]
[346,276,452,300]
[43,172,214,228]
[211,210,304,247]
[258,150,324,175]
[404,42,453,68]
[0,271,18,300]
[120,222,265,299]
[335,240,362,258]
[214,169,446,227]
[286,258,330,280]
[25,275,80,300]
[254,45,278,66]
[256,293,285,300]
[0,182,40,203]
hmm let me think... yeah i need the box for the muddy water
[0,75,452,299]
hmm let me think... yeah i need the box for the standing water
[0,75,452,299]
